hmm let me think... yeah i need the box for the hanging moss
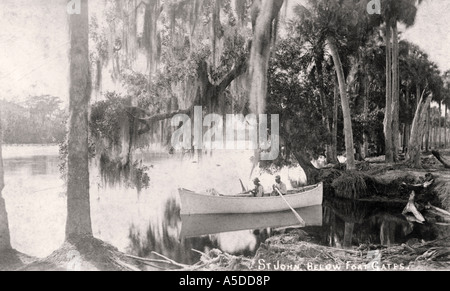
[143,0,161,74]
[211,0,224,68]
[189,0,203,37]
[98,153,150,193]
[234,0,247,27]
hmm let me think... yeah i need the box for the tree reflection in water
[320,198,438,248]
[126,195,440,267]
[126,198,272,265]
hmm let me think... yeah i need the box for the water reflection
[4,156,60,176]
[180,206,323,238]
[125,198,439,266]
[319,199,437,249]
[125,199,322,266]
[3,154,65,257]
[1,146,442,266]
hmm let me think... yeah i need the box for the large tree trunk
[384,21,394,163]
[320,87,334,163]
[332,78,339,163]
[144,0,160,77]
[391,22,400,161]
[292,150,319,185]
[407,90,432,168]
[425,105,431,151]
[0,110,11,251]
[66,0,93,239]
[433,110,437,149]
[316,56,336,164]
[327,36,356,170]
[362,72,370,159]
[248,0,284,115]
[439,102,442,148]
[431,150,450,169]
[403,89,410,153]
[416,86,419,108]
[445,104,448,148]
[211,0,222,68]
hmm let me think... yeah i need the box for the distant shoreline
[2,144,60,159]
[3,144,60,147]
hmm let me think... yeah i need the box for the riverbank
[2,152,449,271]
[181,152,450,271]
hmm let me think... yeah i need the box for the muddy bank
[18,236,143,271]
[0,249,36,271]
[321,152,450,208]
[253,229,450,271]
[178,230,450,271]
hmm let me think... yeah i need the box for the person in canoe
[242,178,265,197]
[271,175,287,196]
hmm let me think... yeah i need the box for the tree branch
[126,106,193,124]
[217,58,248,92]
[125,54,247,136]
[432,150,450,169]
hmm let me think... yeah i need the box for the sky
[402,0,450,74]
[0,0,449,106]
[0,0,69,106]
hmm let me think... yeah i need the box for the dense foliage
[1,96,66,144]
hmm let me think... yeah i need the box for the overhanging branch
[217,58,248,92]
[126,106,193,124]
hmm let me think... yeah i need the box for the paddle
[274,188,306,227]
[239,179,247,193]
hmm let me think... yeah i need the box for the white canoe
[179,182,323,215]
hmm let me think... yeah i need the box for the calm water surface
[1,145,442,265]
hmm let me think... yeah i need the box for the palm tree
[382,0,422,162]
[293,0,379,170]
[327,36,356,170]
[292,1,352,169]
[406,62,443,167]
[289,6,337,163]
[65,0,93,239]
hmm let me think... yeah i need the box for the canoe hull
[179,182,323,215]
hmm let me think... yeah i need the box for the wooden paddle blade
[293,211,306,227]
[275,188,306,227]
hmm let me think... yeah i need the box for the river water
[1,145,441,265]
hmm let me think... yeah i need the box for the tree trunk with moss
[66,0,93,240]
[248,0,284,115]
[292,150,319,185]
[327,36,356,171]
